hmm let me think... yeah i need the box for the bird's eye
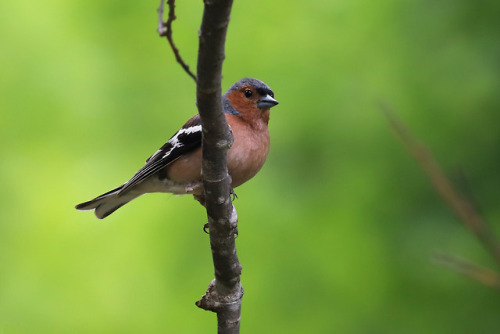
[244,89,253,98]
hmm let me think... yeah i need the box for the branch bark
[194,0,243,333]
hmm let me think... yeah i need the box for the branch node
[196,279,244,312]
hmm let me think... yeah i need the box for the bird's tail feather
[75,185,142,219]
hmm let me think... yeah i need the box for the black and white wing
[118,114,202,195]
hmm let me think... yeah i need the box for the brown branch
[381,103,500,266]
[157,0,197,82]
[433,253,500,289]
[193,0,242,333]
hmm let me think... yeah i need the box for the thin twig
[433,253,500,289]
[381,103,500,266]
[157,0,197,82]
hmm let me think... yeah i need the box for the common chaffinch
[76,78,279,219]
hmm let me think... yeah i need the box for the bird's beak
[257,95,279,109]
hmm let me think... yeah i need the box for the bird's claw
[203,223,238,238]
[230,188,238,201]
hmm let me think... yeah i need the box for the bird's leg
[195,186,236,233]
[193,194,210,233]
[204,223,237,236]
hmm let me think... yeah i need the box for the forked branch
[382,103,500,286]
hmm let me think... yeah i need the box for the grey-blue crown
[225,78,274,97]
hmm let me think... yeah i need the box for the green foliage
[1,0,499,332]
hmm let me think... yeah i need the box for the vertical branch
[194,0,242,333]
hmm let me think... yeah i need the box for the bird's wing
[118,114,202,195]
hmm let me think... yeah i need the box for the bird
[75,78,279,219]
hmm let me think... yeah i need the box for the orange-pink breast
[226,115,270,187]
[166,114,270,189]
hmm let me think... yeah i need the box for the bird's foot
[230,188,238,201]
[203,223,238,238]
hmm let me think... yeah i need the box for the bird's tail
[75,185,142,219]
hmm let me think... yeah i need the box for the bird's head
[223,78,279,117]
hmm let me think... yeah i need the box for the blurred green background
[1,0,500,332]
